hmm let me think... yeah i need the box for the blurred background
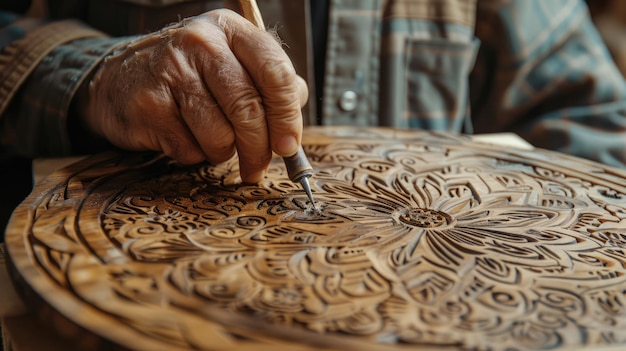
[21,0,626,77]
[586,0,626,77]
[23,0,626,76]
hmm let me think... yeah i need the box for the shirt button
[338,90,358,112]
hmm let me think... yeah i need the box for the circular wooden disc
[6,127,626,350]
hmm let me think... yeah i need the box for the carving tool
[237,0,317,207]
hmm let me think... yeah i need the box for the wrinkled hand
[82,9,308,183]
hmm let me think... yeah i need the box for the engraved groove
[5,129,626,351]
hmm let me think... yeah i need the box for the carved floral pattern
[6,130,626,351]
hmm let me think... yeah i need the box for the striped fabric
[0,0,625,168]
[0,3,131,157]
[322,0,626,168]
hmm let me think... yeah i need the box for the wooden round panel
[6,127,626,351]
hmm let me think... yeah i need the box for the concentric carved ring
[6,127,626,351]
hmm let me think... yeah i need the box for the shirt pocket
[380,38,480,132]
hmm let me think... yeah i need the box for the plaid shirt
[1,0,625,168]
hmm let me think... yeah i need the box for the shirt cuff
[17,35,135,157]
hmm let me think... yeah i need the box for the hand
[80,9,308,183]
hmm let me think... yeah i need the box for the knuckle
[209,131,235,151]
[242,150,272,169]
[130,89,158,107]
[177,17,218,46]
[260,59,296,88]
[160,136,185,159]
[160,134,202,165]
[203,133,236,163]
[226,92,265,128]
[206,147,235,165]
[128,89,169,117]
[203,8,238,28]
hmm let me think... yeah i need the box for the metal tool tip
[299,176,316,207]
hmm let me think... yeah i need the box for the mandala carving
[6,127,626,351]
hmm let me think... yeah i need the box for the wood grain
[5,127,626,351]
[238,0,265,29]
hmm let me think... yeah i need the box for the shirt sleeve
[471,0,626,169]
[0,11,133,158]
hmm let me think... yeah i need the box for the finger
[185,16,272,182]
[213,10,305,157]
[179,91,237,165]
[296,75,309,108]
[88,38,207,165]
[126,87,207,165]
[163,43,237,165]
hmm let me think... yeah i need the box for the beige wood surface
[4,128,626,351]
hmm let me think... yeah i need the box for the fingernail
[277,135,298,157]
